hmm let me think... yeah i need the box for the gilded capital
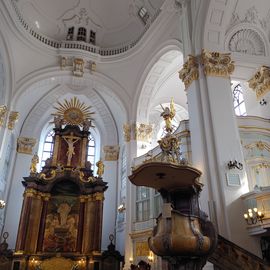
[24,188,37,197]
[201,49,234,77]
[8,111,19,130]
[179,55,199,89]
[123,123,131,142]
[93,192,104,201]
[103,145,120,161]
[0,105,8,127]
[248,66,270,99]
[17,137,37,154]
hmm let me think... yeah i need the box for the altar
[12,97,108,270]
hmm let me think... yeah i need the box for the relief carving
[135,123,153,142]
[17,137,37,155]
[103,145,120,161]
[73,58,84,77]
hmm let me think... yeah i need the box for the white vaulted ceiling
[16,0,165,47]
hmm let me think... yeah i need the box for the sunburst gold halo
[53,97,94,126]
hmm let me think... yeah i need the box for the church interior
[0,0,270,269]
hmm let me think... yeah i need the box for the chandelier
[244,208,264,225]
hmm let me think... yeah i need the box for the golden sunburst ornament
[53,97,94,126]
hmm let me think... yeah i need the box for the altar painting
[43,195,79,252]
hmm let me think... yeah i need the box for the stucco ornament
[248,65,270,99]
[201,49,235,77]
[179,55,199,89]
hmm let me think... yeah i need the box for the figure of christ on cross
[63,134,80,166]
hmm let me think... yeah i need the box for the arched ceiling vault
[135,43,187,125]
[13,72,129,145]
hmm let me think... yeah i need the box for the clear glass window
[232,83,247,116]
[40,130,55,168]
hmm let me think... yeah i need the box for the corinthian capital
[248,66,270,99]
[201,49,234,77]
[179,55,199,89]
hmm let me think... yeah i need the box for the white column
[123,137,137,270]
[180,51,260,254]
[102,159,118,250]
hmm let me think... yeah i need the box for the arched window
[87,133,96,170]
[40,130,55,168]
[77,27,87,42]
[66,27,74,40]
[136,186,150,221]
[232,83,247,116]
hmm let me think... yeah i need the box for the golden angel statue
[160,98,176,133]
[30,153,39,174]
[96,160,104,177]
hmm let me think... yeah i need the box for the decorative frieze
[17,137,37,154]
[248,66,270,99]
[0,105,7,127]
[179,55,199,89]
[8,111,19,130]
[201,49,235,77]
[103,145,120,161]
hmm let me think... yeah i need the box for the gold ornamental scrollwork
[248,66,270,99]
[245,141,270,152]
[0,105,8,127]
[123,123,131,142]
[8,111,19,130]
[24,188,37,198]
[135,123,153,142]
[201,49,234,77]
[39,170,56,181]
[179,55,199,90]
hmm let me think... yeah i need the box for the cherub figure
[30,153,39,174]
[96,160,104,177]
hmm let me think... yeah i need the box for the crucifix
[63,134,80,166]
